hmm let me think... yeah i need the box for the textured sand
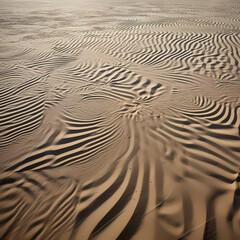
[0,0,240,239]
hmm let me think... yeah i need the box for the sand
[0,0,240,239]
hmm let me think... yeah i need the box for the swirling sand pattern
[0,0,240,239]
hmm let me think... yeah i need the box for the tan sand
[0,0,240,239]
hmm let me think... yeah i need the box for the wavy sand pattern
[0,0,240,239]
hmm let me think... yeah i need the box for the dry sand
[0,0,240,239]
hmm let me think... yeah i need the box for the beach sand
[0,0,240,239]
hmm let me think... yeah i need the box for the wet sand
[0,0,240,239]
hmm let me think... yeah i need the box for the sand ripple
[0,0,240,239]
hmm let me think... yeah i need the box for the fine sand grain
[0,0,240,239]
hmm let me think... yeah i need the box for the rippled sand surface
[0,0,240,239]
